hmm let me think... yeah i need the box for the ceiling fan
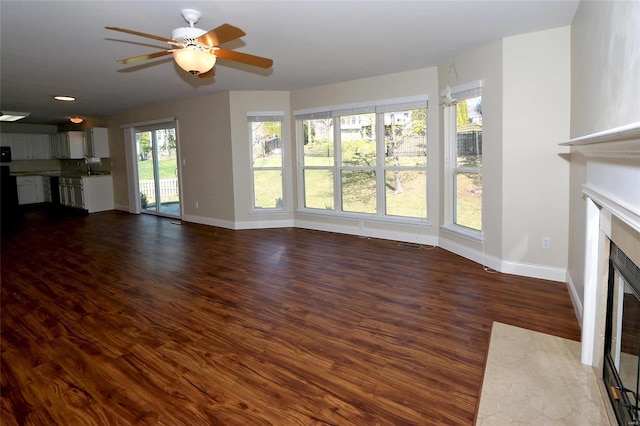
[106,9,273,78]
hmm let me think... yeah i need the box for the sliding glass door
[135,124,181,217]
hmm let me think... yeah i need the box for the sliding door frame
[122,117,183,218]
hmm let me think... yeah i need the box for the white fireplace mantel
[560,121,640,148]
[562,121,640,236]
[560,121,640,368]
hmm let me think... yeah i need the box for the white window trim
[442,81,483,237]
[296,97,429,223]
[440,223,483,243]
[248,112,285,213]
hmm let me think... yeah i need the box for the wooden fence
[388,136,427,157]
[139,178,179,203]
[457,131,482,156]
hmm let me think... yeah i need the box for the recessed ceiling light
[0,111,30,122]
[54,95,76,101]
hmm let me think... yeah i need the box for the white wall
[571,1,640,135]
[501,27,571,279]
[437,29,572,282]
[568,0,640,308]
[0,123,58,134]
[108,91,235,224]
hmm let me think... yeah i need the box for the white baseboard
[234,219,294,230]
[438,237,502,271]
[439,236,567,282]
[500,259,567,282]
[293,219,439,246]
[181,214,235,230]
[146,209,571,285]
[114,204,130,212]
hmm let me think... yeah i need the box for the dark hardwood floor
[1,206,581,425]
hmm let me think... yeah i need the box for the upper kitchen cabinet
[50,131,85,159]
[84,127,109,158]
[0,134,51,160]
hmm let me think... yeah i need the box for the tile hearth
[477,322,611,425]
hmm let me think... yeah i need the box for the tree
[137,132,151,161]
[457,100,470,127]
[388,113,403,194]
[252,121,281,141]
[411,108,427,135]
[165,132,176,159]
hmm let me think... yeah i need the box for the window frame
[295,97,428,224]
[442,81,483,240]
[248,112,285,212]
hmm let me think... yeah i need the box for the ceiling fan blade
[198,68,215,79]
[214,48,273,69]
[106,26,180,46]
[196,24,246,47]
[117,50,174,65]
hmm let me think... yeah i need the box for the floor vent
[398,242,421,249]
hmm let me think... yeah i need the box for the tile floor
[477,322,613,425]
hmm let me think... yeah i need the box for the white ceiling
[0,1,579,125]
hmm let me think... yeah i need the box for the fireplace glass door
[604,243,640,426]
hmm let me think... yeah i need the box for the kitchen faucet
[77,158,92,175]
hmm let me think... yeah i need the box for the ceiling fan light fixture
[173,46,216,75]
[106,10,271,78]
[69,116,84,124]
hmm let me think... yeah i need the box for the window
[248,113,284,210]
[444,82,482,233]
[297,98,427,221]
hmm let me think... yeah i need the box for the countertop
[11,171,111,178]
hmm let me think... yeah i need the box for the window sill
[250,208,287,215]
[297,208,431,227]
[440,224,483,243]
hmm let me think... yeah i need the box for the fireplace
[603,242,640,425]
[562,121,640,425]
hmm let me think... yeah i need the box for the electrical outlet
[541,237,551,250]
[358,222,364,230]
[195,201,199,209]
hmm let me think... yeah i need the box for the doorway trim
[122,117,182,217]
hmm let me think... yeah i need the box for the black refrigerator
[1,165,19,231]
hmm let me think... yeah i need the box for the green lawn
[288,152,429,217]
[137,158,178,180]
[455,173,482,230]
[142,152,479,228]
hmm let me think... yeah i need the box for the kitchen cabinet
[59,175,114,212]
[1,134,51,160]
[42,176,52,203]
[83,175,114,212]
[50,131,85,159]
[28,135,51,159]
[59,177,84,209]
[17,176,45,204]
[84,127,109,158]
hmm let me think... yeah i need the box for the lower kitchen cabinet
[17,176,45,205]
[59,178,84,209]
[59,175,114,213]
